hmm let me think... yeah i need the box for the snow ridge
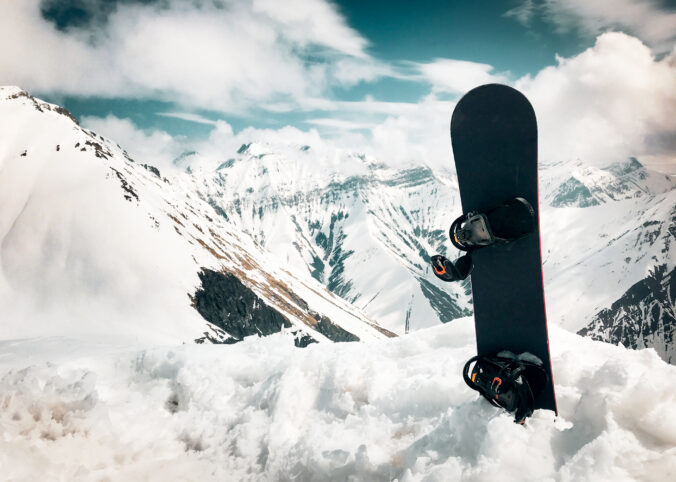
[2,323,676,480]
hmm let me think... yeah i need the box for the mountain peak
[2,85,79,126]
[603,157,644,176]
[548,157,674,208]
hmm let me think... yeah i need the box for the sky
[1,0,675,173]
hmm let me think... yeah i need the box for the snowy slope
[188,139,675,355]
[0,87,392,345]
[540,159,676,336]
[2,89,671,344]
[579,265,675,364]
[193,144,470,334]
[1,321,675,481]
[545,158,674,208]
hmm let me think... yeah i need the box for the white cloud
[156,112,218,126]
[517,32,676,169]
[79,30,676,176]
[216,32,676,173]
[0,0,382,113]
[503,0,536,25]
[251,0,369,58]
[415,59,508,94]
[302,94,453,168]
[506,0,676,52]
[329,57,397,87]
[305,118,375,131]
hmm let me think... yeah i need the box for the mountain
[0,86,393,345]
[579,264,675,363]
[2,86,674,361]
[190,142,471,334]
[539,159,675,336]
[537,158,675,363]
[187,142,676,350]
[544,157,674,208]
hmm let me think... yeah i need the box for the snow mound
[2,322,675,481]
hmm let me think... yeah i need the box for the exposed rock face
[312,313,359,342]
[192,268,360,345]
[192,268,294,343]
[551,177,600,208]
[198,146,471,333]
[578,264,675,364]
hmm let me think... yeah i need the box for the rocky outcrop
[192,268,294,343]
[551,177,600,207]
[578,264,675,364]
[192,268,361,346]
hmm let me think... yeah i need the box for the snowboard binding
[430,254,472,282]
[430,197,535,283]
[450,197,535,252]
[463,352,548,424]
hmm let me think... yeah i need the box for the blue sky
[1,0,675,172]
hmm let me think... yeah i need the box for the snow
[0,87,207,343]
[1,322,675,481]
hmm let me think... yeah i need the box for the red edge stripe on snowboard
[536,150,558,416]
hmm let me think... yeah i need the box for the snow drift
[1,322,675,481]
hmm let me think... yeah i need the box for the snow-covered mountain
[182,139,675,361]
[0,87,393,345]
[579,264,675,363]
[539,158,675,364]
[4,85,673,361]
[189,143,470,334]
[545,157,674,208]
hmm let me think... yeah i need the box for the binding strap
[430,254,472,282]
[450,197,536,252]
[463,354,547,424]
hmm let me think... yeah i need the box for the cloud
[71,25,676,176]
[156,112,218,126]
[250,0,369,58]
[517,32,676,169]
[415,59,509,94]
[218,32,676,173]
[305,118,376,131]
[0,0,383,113]
[328,57,398,87]
[503,0,536,25]
[506,0,676,52]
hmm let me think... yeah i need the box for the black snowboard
[450,84,557,414]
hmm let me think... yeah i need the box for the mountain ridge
[0,86,393,345]
[1,86,674,363]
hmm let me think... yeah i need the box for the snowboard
[450,84,557,414]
